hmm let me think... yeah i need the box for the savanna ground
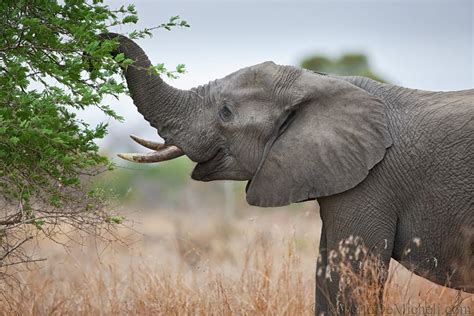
[1,202,472,315]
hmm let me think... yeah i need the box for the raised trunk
[100,33,195,146]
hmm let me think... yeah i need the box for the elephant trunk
[101,34,195,139]
[100,33,200,162]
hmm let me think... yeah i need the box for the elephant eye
[219,105,233,122]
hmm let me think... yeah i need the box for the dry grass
[0,207,472,315]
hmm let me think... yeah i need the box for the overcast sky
[84,0,473,151]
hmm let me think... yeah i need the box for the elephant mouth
[191,148,252,181]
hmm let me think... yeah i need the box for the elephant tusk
[117,146,184,163]
[129,134,167,150]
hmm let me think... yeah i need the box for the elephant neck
[338,75,427,112]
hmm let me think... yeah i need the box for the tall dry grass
[0,208,472,315]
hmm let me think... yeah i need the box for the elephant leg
[317,204,397,315]
[329,240,392,315]
[315,224,334,315]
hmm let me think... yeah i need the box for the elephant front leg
[315,229,371,315]
[329,239,390,315]
[315,225,335,315]
[315,216,396,315]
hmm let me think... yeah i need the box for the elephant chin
[191,150,252,182]
[191,167,249,182]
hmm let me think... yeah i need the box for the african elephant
[103,33,473,315]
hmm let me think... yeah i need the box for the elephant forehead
[222,66,272,88]
[221,86,270,102]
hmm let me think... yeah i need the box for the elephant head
[108,33,392,207]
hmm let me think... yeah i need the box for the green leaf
[122,15,138,24]
[176,64,186,73]
[9,137,19,145]
[32,219,45,230]
[121,58,134,68]
[180,20,190,27]
[105,215,126,224]
[169,15,180,22]
[114,53,125,63]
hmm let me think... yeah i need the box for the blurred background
[84,0,472,214]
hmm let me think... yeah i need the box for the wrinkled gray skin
[107,34,473,314]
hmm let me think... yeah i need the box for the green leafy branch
[0,0,189,272]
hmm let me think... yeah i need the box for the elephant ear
[246,71,392,207]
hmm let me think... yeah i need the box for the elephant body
[103,34,473,315]
[317,76,473,313]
